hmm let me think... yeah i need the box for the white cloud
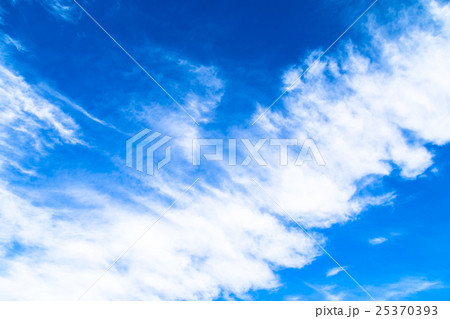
[369,237,387,245]
[37,0,79,22]
[0,57,320,300]
[0,57,320,299]
[0,65,82,144]
[326,266,346,277]
[305,283,345,301]
[301,277,441,301]
[0,179,321,300]
[36,82,116,129]
[371,277,442,301]
[0,63,84,174]
[251,0,450,227]
[0,0,449,301]
[1,34,26,52]
[5,0,79,22]
[178,61,224,124]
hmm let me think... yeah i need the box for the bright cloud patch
[326,267,346,277]
[253,0,450,227]
[369,237,387,245]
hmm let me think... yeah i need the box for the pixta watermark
[126,129,325,175]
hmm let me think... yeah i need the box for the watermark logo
[126,129,172,175]
[193,138,325,166]
[126,129,325,175]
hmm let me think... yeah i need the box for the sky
[0,0,449,300]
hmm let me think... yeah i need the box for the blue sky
[0,0,449,300]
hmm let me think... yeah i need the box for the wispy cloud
[371,277,443,301]
[326,266,346,277]
[37,0,79,22]
[0,49,323,299]
[305,283,346,301]
[5,0,79,22]
[1,34,27,52]
[0,63,84,175]
[177,60,224,124]
[36,83,117,129]
[301,276,442,301]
